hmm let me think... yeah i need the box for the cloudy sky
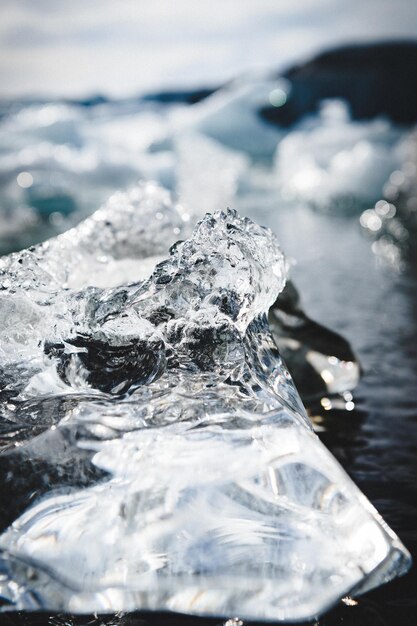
[0,0,416,98]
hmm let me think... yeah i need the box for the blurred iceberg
[274,101,404,212]
[173,77,285,158]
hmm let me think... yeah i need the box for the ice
[0,102,174,250]
[0,182,411,622]
[0,182,189,372]
[174,132,249,214]
[175,77,284,157]
[0,89,411,259]
[0,94,256,253]
[274,100,404,211]
[143,131,249,217]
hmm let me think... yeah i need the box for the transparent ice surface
[0,182,411,622]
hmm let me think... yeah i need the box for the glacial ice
[0,182,411,622]
[274,101,404,211]
[174,76,284,157]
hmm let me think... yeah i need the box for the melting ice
[0,182,410,622]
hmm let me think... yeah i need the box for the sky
[0,0,416,98]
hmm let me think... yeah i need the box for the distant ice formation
[274,100,404,211]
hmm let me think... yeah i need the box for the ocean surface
[0,82,416,625]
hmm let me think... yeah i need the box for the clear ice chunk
[0,182,411,622]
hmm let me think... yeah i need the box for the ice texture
[0,182,411,622]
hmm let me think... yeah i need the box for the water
[0,86,416,625]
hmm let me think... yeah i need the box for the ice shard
[0,182,411,622]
